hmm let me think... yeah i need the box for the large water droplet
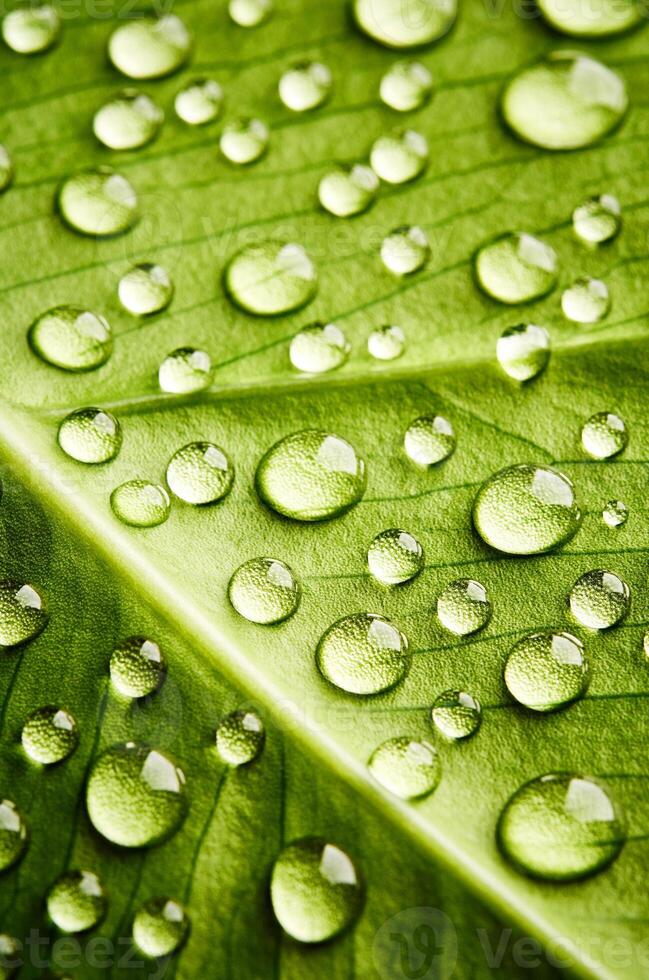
[562,277,610,323]
[0,146,13,193]
[436,579,491,635]
[289,322,350,374]
[381,225,430,276]
[473,464,581,555]
[367,528,423,585]
[537,0,643,36]
[175,78,222,126]
[29,306,112,372]
[0,581,47,647]
[404,414,455,466]
[2,4,59,54]
[497,324,551,382]
[58,167,138,237]
[367,324,405,361]
[569,569,630,629]
[581,411,627,459]
[353,0,457,49]
[256,430,366,521]
[93,90,163,151]
[279,61,332,112]
[498,774,624,881]
[431,690,481,739]
[22,706,78,764]
[228,558,300,624]
[108,15,191,80]
[110,481,171,528]
[370,129,428,184]
[118,262,173,316]
[225,241,316,315]
[380,60,433,112]
[220,117,269,164]
[133,898,189,958]
[318,164,379,217]
[58,408,121,464]
[215,709,265,764]
[0,801,27,873]
[166,442,234,505]
[368,736,441,799]
[158,347,213,394]
[229,0,272,26]
[475,232,557,304]
[504,631,589,711]
[110,637,166,699]
[602,499,627,528]
[316,613,409,695]
[46,870,106,933]
[573,193,621,245]
[86,742,187,847]
[502,52,627,151]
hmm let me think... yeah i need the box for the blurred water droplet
[318,163,379,217]
[475,232,557,304]
[0,146,13,193]
[353,0,457,49]
[381,225,430,275]
[0,801,27,873]
[58,167,138,237]
[380,60,433,112]
[316,613,409,695]
[58,407,121,464]
[93,90,163,150]
[0,581,47,647]
[367,324,405,361]
[110,481,171,528]
[279,60,332,112]
[133,898,189,958]
[289,322,350,374]
[2,4,59,54]
[159,347,213,394]
[370,129,428,184]
[368,736,441,799]
[215,709,265,764]
[537,0,643,36]
[225,240,316,315]
[573,194,621,245]
[29,306,112,371]
[497,324,550,382]
[562,277,610,323]
[175,78,223,125]
[108,15,191,80]
[119,262,173,316]
[229,0,272,27]
[220,117,269,164]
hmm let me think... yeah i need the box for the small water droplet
[562,277,610,324]
[93,90,163,151]
[58,167,138,237]
[175,78,223,125]
[569,569,630,629]
[353,0,457,49]
[118,262,173,316]
[229,0,272,27]
[473,464,581,555]
[581,411,627,459]
[22,706,78,764]
[2,4,59,54]
[602,499,627,528]
[58,407,122,464]
[370,129,428,184]
[46,870,106,933]
[431,690,481,739]
[0,581,47,647]
[108,15,191,80]
[475,232,557,304]
[215,709,265,764]
[86,742,187,847]
[133,898,189,958]
[110,637,166,699]
[367,528,423,585]
[437,579,491,635]
[220,117,269,164]
[380,60,433,112]
[225,240,316,315]
[573,193,621,245]
[318,163,379,217]
[368,736,441,799]
[29,306,113,372]
[279,60,332,112]
[504,631,589,711]
[159,347,213,394]
[289,322,350,374]
[228,558,300,624]
[0,935,19,978]
[502,52,627,151]
[381,225,430,276]
[497,324,550,382]
[0,146,13,193]
[498,773,624,881]
[404,414,455,466]
[110,481,171,528]
[537,0,643,36]
[316,613,409,695]
[367,324,405,361]
[256,430,366,521]
[0,801,27,873]
[166,442,234,505]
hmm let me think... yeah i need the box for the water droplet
[496,324,551,382]
[86,742,187,847]
[381,225,430,276]
[431,690,481,739]
[0,801,27,873]
[353,0,457,49]
[166,442,234,505]
[368,736,441,799]
[46,870,106,933]
[228,558,299,624]
[220,117,269,164]
[569,569,630,629]
[370,129,428,184]
[158,347,213,394]
[93,90,163,151]
[2,4,59,54]
[29,306,113,372]
[58,407,121,464]
[573,194,621,245]
[316,613,409,695]
[475,232,557,304]
[289,322,350,374]
[175,78,223,125]
[110,637,166,699]
[537,0,643,36]
[256,430,366,521]
[215,709,265,764]
[279,60,332,112]
[58,167,138,237]
[229,0,272,27]
[437,579,491,635]
[380,60,433,112]
[367,324,405,361]
[270,838,362,943]
[367,528,423,585]
[22,706,78,764]
[110,481,171,528]
[318,163,379,217]
[502,52,627,151]
[108,15,191,80]
[498,773,624,881]
[0,146,13,193]
[0,935,19,978]
[133,898,189,958]
[504,631,589,711]
[581,411,627,459]
[0,581,47,647]
[562,277,610,324]
[602,499,627,528]
[225,241,316,315]
[404,414,455,466]
[118,262,173,316]
[473,464,581,555]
